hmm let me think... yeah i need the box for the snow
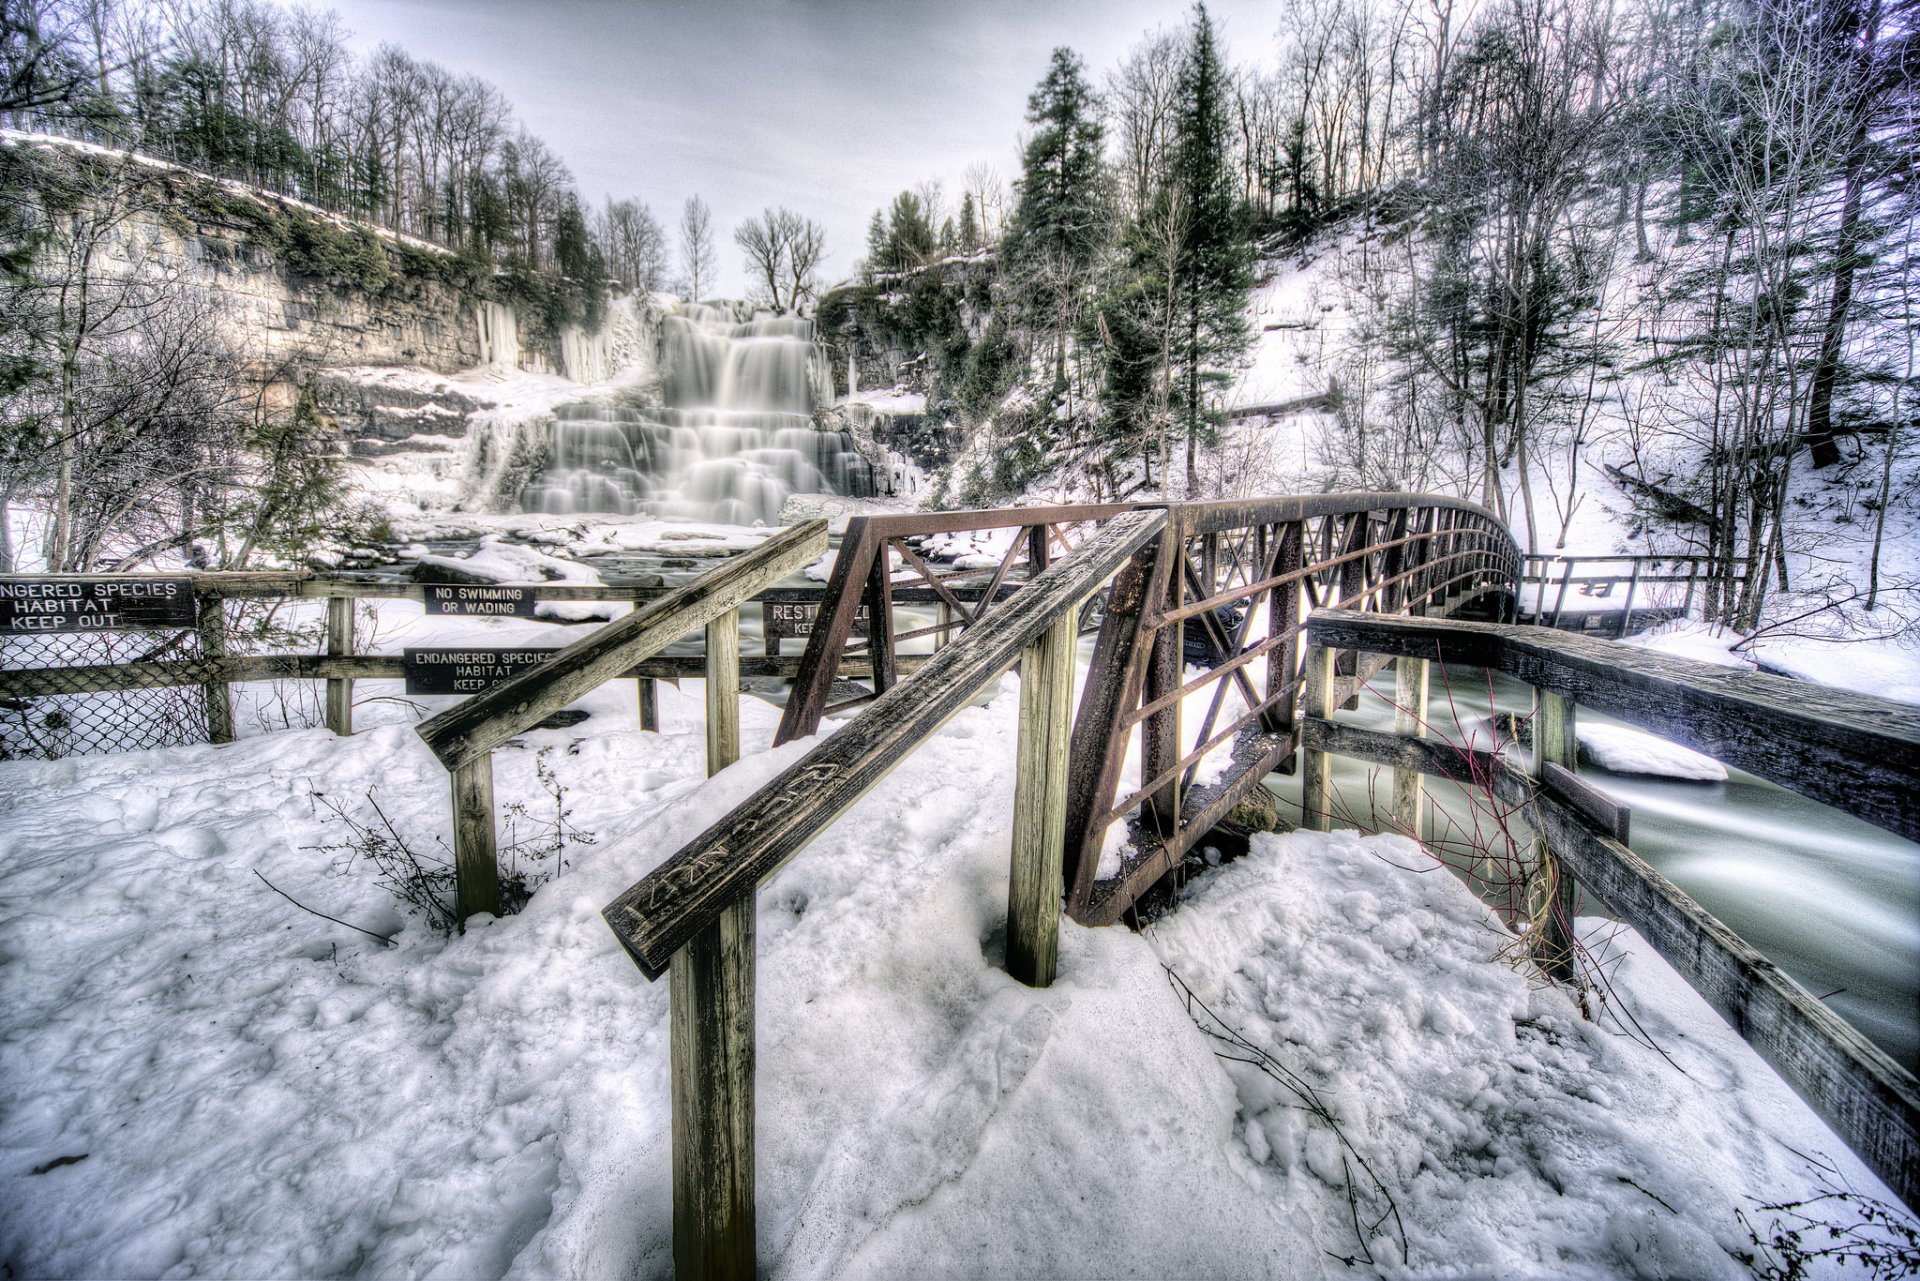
[841,388,928,416]
[1578,721,1729,781]
[2,659,1895,1278]
[1629,622,1920,707]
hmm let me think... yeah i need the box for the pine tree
[1165,4,1253,490]
[1002,47,1108,393]
[864,209,888,278]
[957,194,981,253]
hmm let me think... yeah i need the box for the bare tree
[596,196,667,292]
[734,206,826,311]
[678,194,715,301]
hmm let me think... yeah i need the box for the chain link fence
[0,624,213,761]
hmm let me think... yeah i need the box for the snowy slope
[0,670,1897,1278]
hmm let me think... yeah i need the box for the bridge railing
[411,521,827,922]
[602,509,1168,1278]
[774,502,1134,743]
[1062,493,1520,925]
[1520,552,1709,635]
[1298,608,1919,1211]
[599,493,1521,1278]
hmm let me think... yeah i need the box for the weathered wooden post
[1142,525,1183,835]
[673,604,755,1279]
[325,595,354,736]
[1531,689,1580,983]
[1301,643,1336,832]
[1263,522,1303,736]
[451,755,500,921]
[638,677,660,732]
[1549,559,1578,630]
[197,588,234,744]
[1617,560,1643,639]
[1007,610,1074,988]
[1392,655,1429,835]
[706,610,740,774]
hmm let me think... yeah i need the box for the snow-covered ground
[0,645,1901,1278]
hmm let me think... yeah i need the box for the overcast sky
[305,0,1285,296]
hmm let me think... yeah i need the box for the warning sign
[0,577,198,633]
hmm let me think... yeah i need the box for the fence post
[197,590,233,744]
[1301,644,1336,832]
[638,677,660,732]
[1392,655,1429,836]
[451,755,500,922]
[1007,610,1074,988]
[1531,689,1580,984]
[325,596,354,736]
[673,604,755,1279]
[1617,560,1643,639]
[706,610,740,774]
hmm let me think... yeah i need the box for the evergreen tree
[864,209,888,278]
[1001,46,1108,404]
[957,194,981,253]
[1165,4,1253,490]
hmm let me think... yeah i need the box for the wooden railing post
[1142,539,1182,835]
[1531,688,1580,983]
[638,677,660,732]
[675,604,754,1279]
[671,896,755,1281]
[1301,643,1336,831]
[1007,610,1074,988]
[1392,655,1429,836]
[1263,522,1303,736]
[197,589,233,744]
[325,595,354,736]
[706,609,740,774]
[451,754,500,921]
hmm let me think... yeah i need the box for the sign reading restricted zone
[403,647,556,695]
[0,577,199,633]
[422,585,537,617]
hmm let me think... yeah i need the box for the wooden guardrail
[600,509,1168,1279]
[1520,552,1708,635]
[0,570,947,747]
[1298,608,1920,1211]
[410,522,827,922]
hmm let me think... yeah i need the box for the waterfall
[519,301,872,524]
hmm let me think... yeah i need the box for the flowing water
[519,302,872,524]
[1274,670,1920,1071]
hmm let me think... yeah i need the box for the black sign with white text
[422,584,537,617]
[403,647,556,695]
[0,577,199,633]
[761,590,868,641]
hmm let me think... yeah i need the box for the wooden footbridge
[4,492,1916,1278]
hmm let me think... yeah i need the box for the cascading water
[519,301,872,524]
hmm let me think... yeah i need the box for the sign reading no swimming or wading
[422,585,538,617]
[0,577,199,633]
[403,647,557,695]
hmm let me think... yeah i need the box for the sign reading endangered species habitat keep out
[402,647,558,695]
[0,577,199,633]
[422,585,538,618]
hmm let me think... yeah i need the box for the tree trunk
[1803,115,1870,469]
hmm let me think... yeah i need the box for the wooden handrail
[1304,609,1920,843]
[602,508,1169,981]
[1297,610,1920,1210]
[1298,715,1919,1212]
[415,522,826,773]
